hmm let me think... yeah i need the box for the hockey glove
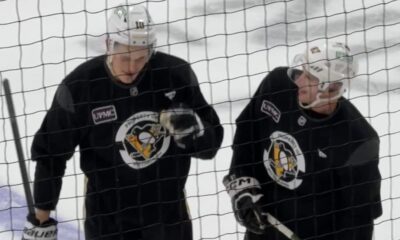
[22,213,57,240]
[159,104,204,149]
[223,175,269,234]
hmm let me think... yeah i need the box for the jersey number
[136,21,145,29]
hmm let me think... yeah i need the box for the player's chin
[118,74,138,84]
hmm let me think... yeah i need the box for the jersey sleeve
[334,138,382,239]
[31,82,82,210]
[174,63,224,160]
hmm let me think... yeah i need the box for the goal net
[0,0,399,239]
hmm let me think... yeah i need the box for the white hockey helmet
[107,4,156,53]
[288,41,358,108]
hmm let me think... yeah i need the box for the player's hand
[235,192,269,234]
[159,103,204,149]
[224,175,269,234]
[22,213,57,240]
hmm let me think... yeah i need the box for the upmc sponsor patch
[261,100,281,123]
[92,105,117,125]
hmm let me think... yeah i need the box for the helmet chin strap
[299,79,346,109]
[299,92,325,109]
[299,89,343,109]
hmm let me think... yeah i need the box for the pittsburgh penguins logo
[115,111,170,169]
[263,131,305,189]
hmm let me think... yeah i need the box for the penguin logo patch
[263,131,305,189]
[115,111,171,169]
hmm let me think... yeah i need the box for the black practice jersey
[230,67,382,240]
[31,52,223,238]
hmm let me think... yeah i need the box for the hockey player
[22,4,223,240]
[223,41,382,240]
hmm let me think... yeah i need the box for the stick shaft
[265,212,301,240]
[3,79,35,215]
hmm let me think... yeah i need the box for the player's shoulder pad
[152,51,198,87]
[55,84,75,113]
[54,56,103,113]
[258,67,292,94]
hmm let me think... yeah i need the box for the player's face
[294,71,320,105]
[294,70,342,111]
[110,43,150,84]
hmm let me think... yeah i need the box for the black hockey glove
[223,175,269,235]
[159,104,204,149]
[22,213,58,240]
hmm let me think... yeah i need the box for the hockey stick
[264,212,301,240]
[2,79,35,215]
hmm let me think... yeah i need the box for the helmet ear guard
[288,41,359,109]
